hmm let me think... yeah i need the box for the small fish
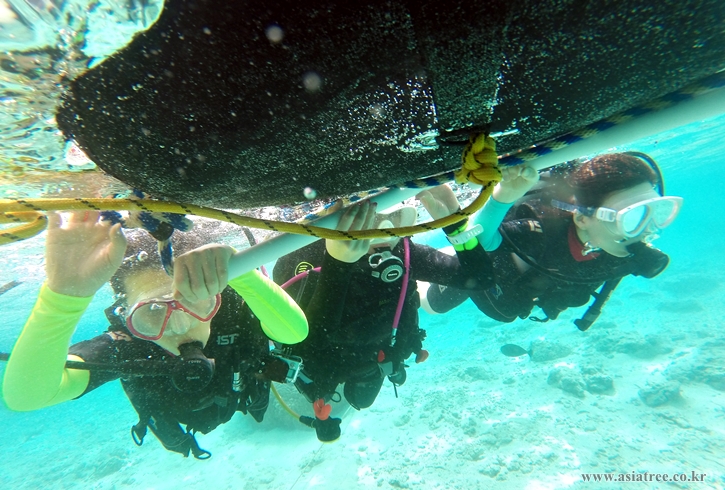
[499,344,530,358]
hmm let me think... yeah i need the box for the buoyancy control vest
[100,288,287,459]
[475,194,669,326]
[273,240,425,403]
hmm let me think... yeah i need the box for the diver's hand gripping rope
[0,134,500,245]
[4,69,724,246]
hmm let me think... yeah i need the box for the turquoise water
[1,113,724,488]
[1,3,724,486]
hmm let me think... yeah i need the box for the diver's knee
[343,377,384,410]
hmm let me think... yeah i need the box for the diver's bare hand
[493,165,540,204]
[172,243,234,303]
[45,211,127,297]
[326,200,377,263]
[417,184,460,219]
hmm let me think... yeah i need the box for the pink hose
[277,239,409,342]
[391,238,410,339]
[280,267,321,289]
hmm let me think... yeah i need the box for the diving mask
[593,196,682,238]
[125,294,222,340]
[553,195,682,239]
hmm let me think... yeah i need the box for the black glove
[626,242,669,278]
[534,288,591,321]
[299,415,342,442]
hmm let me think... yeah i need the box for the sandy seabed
[2,253,724,490]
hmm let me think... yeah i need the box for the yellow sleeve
[228,270,308,344]
[2,283,92,411]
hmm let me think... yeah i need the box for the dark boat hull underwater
[56,0,725,208]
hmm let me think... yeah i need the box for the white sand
[2,254,724,489]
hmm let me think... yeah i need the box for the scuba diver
[420,152,681,329]
[272,195,495,440]
[2,211,308,459]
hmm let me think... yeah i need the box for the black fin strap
[146,417,206,458]
[187,430,212,460]
[131,418,148,446]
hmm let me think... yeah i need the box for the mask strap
[622,151,665,195]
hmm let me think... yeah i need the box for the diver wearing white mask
[421,152,680,330]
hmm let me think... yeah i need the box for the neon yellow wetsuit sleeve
[2,283,92,411]
[228,269,308,344]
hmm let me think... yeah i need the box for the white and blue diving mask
[553,194,683,241]
[594,195,682,239]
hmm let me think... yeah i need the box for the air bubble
[266,25,284,43]
[302,72,323,92]
[303,187,317,200]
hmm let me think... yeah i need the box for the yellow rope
[456,134,501,185]
[270,383,301,420]
[0,134,500,245]
[0,212,48,244]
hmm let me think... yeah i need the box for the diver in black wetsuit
[3,214,308,459]
[421,153,681,328]
[70,286,282,459]
[273,197,494,426]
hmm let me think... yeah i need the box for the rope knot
[454,133,502,186]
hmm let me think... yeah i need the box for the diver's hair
[566,153,659,208]
[110,221,233,303]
